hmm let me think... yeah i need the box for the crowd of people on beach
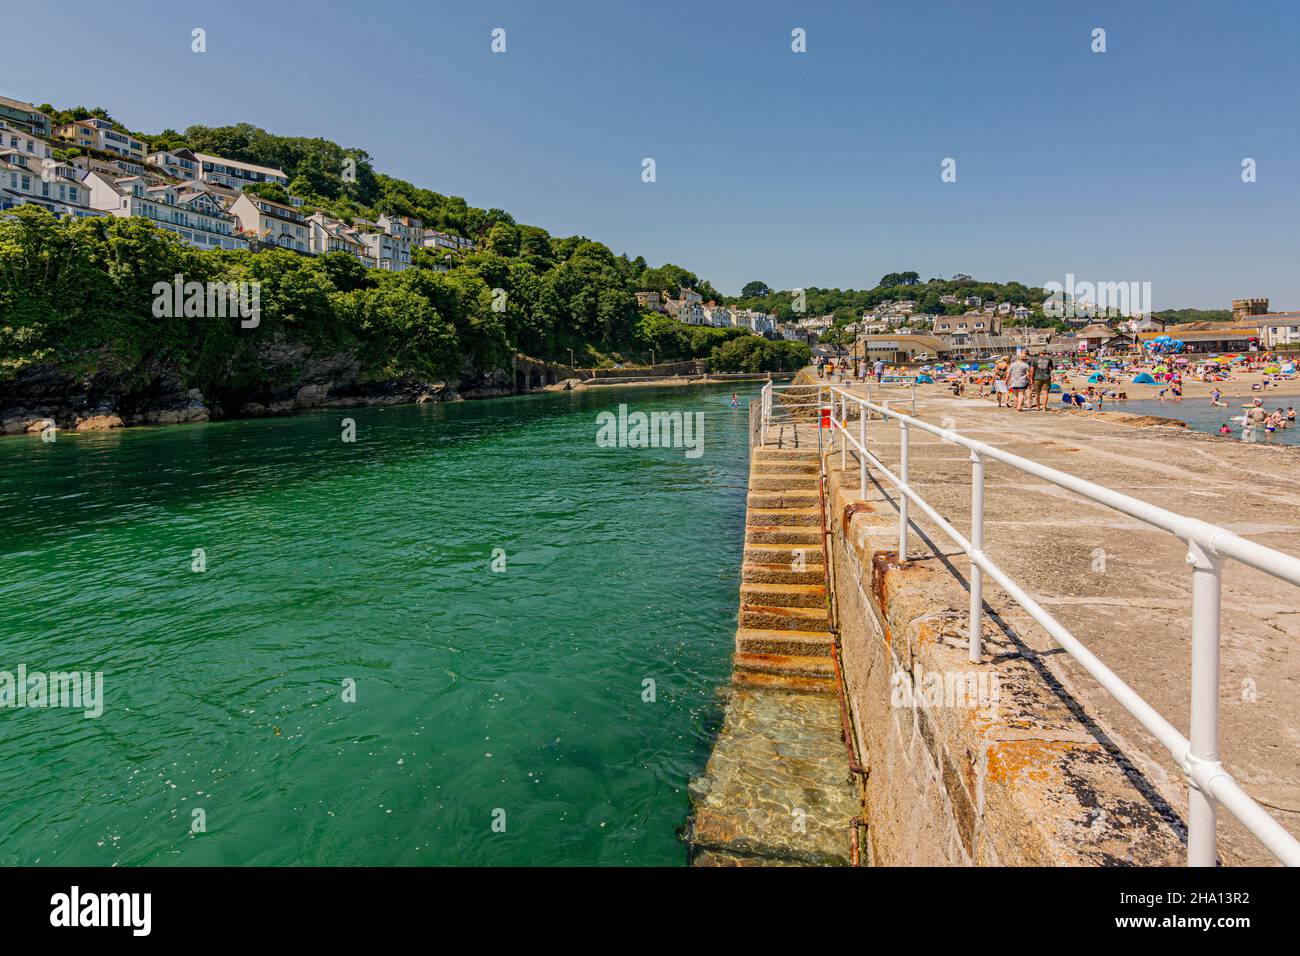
[813,346,1298,442]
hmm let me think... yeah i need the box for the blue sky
[5,0,1299,307]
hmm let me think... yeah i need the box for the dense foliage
[1153,309,1232,325]
[728,273,1049,322]
[0,208,792,395]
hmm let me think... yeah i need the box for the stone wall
[824,454,1187,866]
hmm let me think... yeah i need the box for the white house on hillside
[85,172,245,248]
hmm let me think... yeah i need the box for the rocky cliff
[0,343,513,435]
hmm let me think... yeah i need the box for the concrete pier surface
[827,384,1300,865]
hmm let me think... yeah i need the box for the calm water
[1119,397,1300,446]
[0,384,756,865]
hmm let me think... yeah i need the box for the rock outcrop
[0,340,482,435]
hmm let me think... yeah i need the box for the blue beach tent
[1132,372,1156,384]
[916,374,935,384]
[1087,372,1106,383]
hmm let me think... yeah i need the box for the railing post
[911,381,917,416]
[969,451,985,662]
[897,418,909,561]
[840,392,847,471]
[858,398,867,499]
[1186,540,1224,867]
[816,388,824,465]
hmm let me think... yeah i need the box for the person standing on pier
[1008,350,1031,412]
[993,355,1010,407]
[1030,352,1055,411]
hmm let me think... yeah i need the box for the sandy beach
[1050,367,1300,401]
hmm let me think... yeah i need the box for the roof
[0,95,45,116]
[1254,312,1300,325]
[243,194,296,213]
[195,152,287,179]
[857,334,949,352]
[1076,323,1118,337]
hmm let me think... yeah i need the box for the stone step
[754,448,819,462]
[747,490,821,509]
[740,582,826,609]
[744,542,824,565]
[731,670,836,696]
[690,848,809,867]
[734,652,835,679]
[746,525,822,545]
[740,604,830,632]
[749,474,819,492]
[752,461,819,476]
[737,628,834,657]
[746,506,821,527]
[687,687,857,866]
[742,562,827,586]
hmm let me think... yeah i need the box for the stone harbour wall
[824,453,1188,866]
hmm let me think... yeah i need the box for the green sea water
[0,384,757,865]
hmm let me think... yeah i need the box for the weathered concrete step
[742,562,827,586]
[687,687,857,866]
[732,670,836,695]
[736,627,834,657]
[755,449,819,462]
[690,848,809,867]
[746,525,822,546]
[741,604,830,632]
[744,542,824,565]
[746,506,821,527]
[735,652,835,679]
[740,582,826,609]
[748,490,820,509]
[749,474,819,492]
[753,461,819,475]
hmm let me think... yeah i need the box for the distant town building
[1,150,101,218]
[703,303,732,327]
[933,313,1002,335]
[422,229,474,253]
[0,120,54,162]
[229,192,309,253]
[147,147,202,180]
[197,153,289,190]
[0,96,51,138]
[1232,298,1269,322]
[635,291,662,311]
[1249,312,1300,349]
[56,117,147,161]
[86,172,245,248]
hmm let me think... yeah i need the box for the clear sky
[5,0,1298,307]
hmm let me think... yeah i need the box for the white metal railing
[760,382,821,448]
[758,379,1300,867]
